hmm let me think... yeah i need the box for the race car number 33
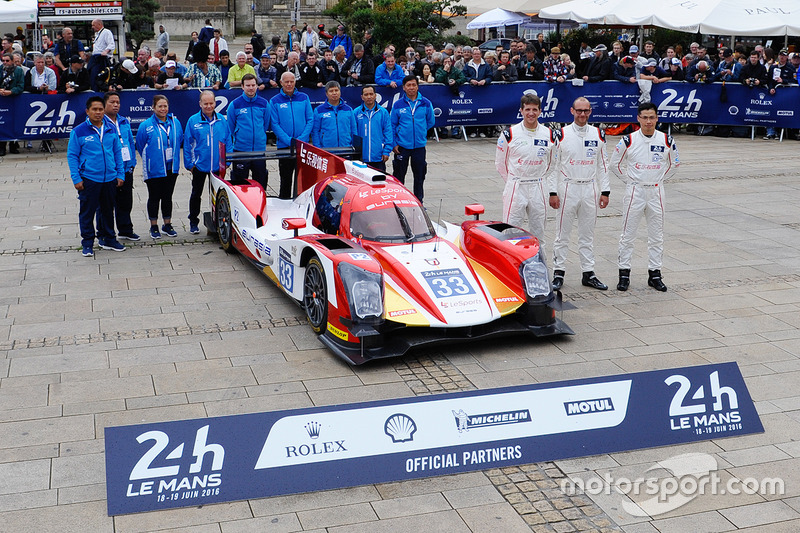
[422,269,475,298]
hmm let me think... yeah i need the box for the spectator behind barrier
[341,43,373,86]
[492,50,518,82]
[58,54,90,93]
[24,53,57,93]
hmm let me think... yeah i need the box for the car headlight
[338,262,384,321]
[520,255,550,299]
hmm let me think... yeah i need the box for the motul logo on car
[494,296,520,303]
[389,309,416,317]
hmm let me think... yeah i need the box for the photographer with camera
[740,50,767,88]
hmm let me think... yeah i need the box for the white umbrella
[466,7,532,29]
[539,0,800,35]
[0,0,37,23]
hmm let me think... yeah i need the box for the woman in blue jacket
[136,95,184,239]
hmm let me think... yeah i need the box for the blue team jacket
[67,117,124,185]
[312,100,357,148]
[135,114,184,179]
[183,110,233,173]
[226,93,270,152]
[390,94,435,149]
[354,103,393,162]
[269,89,313,149]
[107,114,136,174]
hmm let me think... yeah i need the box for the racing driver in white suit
[550,97,611,291]
[610,102,679,292]
[495,93,557,259]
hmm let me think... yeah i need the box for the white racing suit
[552,123,610,273]
[495,122,557,258]
[609,129,679,270]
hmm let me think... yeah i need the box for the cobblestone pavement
[1,132,800,532]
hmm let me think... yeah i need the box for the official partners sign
[104,362,762,515]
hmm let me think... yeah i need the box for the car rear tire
[216,190,234,254]
[303,258,328,333]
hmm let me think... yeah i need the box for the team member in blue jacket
[226,73,270,189]
[103,92,139,242]
[354,85,392,172]
[184,90,233,234]
[375,54,405,88]
[270,71,313,199]
[67,96,125,257]
[136,94,184,239]
[312,81,357,149]
[390,75,435,202]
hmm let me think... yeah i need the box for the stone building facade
[153,0,338,41]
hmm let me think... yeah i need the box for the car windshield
[350,203,436,243]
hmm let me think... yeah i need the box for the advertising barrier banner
[105,362,762,516]
[3,81,797,141]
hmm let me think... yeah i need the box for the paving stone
[719,500,800,528]
[650,510,735,533]
[0,488,57,513]
[49,375,154,404]
[458,502,533,532]
[50,453,105,488]
[57,483,106,505]
[297,502,378,529]
[113,501,252,533]
[370,492,451,518]
[250,485,380,516]
[326,509,470,532]
[0,415,94,449]
[220,513,302,533]
[443,484,506,508]
[0,458,50,495]
[0,500,113,533]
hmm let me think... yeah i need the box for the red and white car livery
[206,142,572,364]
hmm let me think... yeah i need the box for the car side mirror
[282,217,306,237]
[465,204,484,220]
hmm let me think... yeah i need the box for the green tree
[126,0,161,52]
[324,0,466,50]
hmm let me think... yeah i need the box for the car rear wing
[216,138,362,197]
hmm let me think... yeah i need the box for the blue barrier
[2,81,796,141]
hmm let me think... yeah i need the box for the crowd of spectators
[6,21,800,152]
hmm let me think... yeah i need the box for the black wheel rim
[218,194,231,245]
[304,264,326,328]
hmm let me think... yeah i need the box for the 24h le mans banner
[104,362,762,515]
[2,81,797,141]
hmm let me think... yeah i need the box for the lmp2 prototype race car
[204,142,572,364]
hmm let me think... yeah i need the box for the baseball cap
[780,49,789,55]
[592,44,607,52]
[671,57,681,65]
[337,25,344,30]
[69,54,83,64]
[644,58,657,67]
[122,59,138,73]
[629,45,639,53]
[165,60,176,68]
[622,55,634,64]
[261,52,270,58]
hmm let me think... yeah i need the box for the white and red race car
[205,142,572,364]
